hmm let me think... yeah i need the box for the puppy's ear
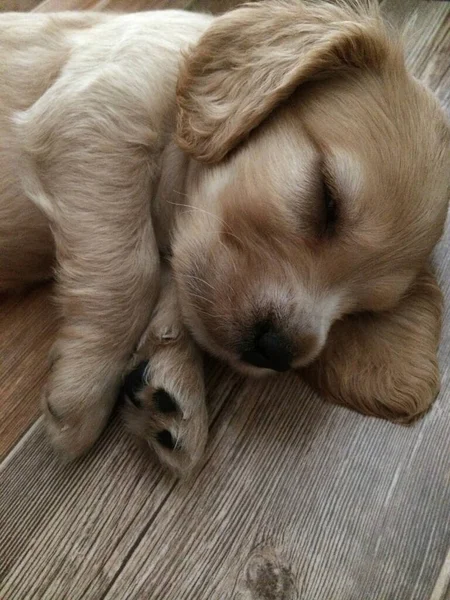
[301,268,443,423]
[176,1,400,162]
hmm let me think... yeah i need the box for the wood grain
[34,0,188,12]
[0,285,58,460]
[0,1,449,600]
[0,0,189,11]
[0,0,42,10]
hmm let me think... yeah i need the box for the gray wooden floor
[1,1,450,599]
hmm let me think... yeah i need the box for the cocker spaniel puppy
[1,1,449,474]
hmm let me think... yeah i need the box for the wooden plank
[0,362,237,598]
[381,0,450,111]
[187,0,247,14]
[0,0,42,11]
[403,4,450,109]
[100,359,450,600]
[1,323,450,599]
[430,548,450,600]
[34,0,189,12]
[0,285,58,460]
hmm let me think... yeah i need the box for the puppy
[0,2,449,475]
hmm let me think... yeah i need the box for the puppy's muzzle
[241,321,292,372]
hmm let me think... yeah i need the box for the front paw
[42,340,121,460]
[121,359,208,476]
[43,383,113,461]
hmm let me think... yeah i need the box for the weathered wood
[0,1,449,600]
[0,285,57,460]
[34,0,188,11]
[0,0,42,11]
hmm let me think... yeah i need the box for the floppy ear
[301,268,443,423]
[176,0,400,163]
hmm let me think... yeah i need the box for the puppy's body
[0,10,211,289]
[1,3,449,474]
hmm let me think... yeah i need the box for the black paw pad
[121,361,148,408]
[153,389,178,414]
[157,430,177,450]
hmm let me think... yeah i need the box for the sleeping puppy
[0,1,449,475]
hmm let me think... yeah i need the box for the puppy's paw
[43,401,90,461]
[43,384,113,461]
[42,339,120,460]
[121,360,208,476]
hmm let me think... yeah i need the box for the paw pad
[157,429,177,450]
[121,357,207,473]
[153,389,178,414]
[121,360,148,407]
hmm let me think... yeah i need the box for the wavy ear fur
[301,268,443,423]
[176,0,401,163]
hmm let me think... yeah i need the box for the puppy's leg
[122,268,208,476]
[28,151,161,458]
[43,210,160,459]
[15,76,165,457]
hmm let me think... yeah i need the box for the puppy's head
[172,1,450,376]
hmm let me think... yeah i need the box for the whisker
[188,292,216,306]
[216,239,239,280]
[185,274,216,292]
[168,196,246,246]
[168,199,226,227]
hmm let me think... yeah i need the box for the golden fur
[0,2,449,474]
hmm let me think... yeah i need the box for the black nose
[241,322,292,372]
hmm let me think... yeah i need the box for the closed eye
[322,174,339,235]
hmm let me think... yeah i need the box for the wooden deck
[1,1,449,599]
